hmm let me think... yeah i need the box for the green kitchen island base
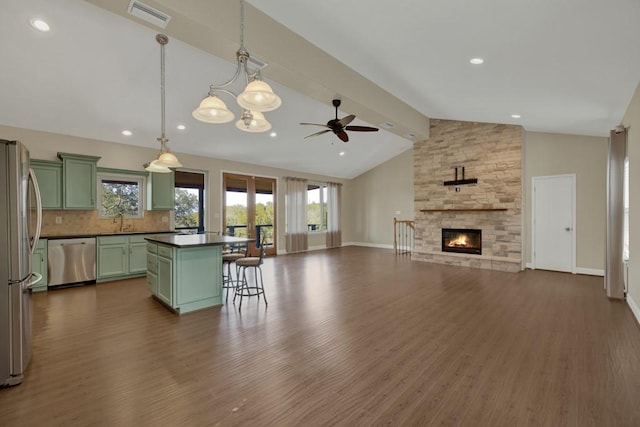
[145,234,253,314]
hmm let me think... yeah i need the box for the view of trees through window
[100,179,141,217]
[225,191,274,243]
[307,183,327,231]
[174,188,200,229]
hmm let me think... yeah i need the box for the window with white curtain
[623,157,629,262]
[307,182,327,232]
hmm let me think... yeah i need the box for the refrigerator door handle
[28,168,42,255]
[25,272,43,290]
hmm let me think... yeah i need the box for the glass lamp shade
[192,95,235,123]
[145,159,172,173]
[157,150,182,168]
[235,111,272,133]
[237,80,282,112]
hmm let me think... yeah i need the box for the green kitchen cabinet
[30,160,62,209]
[58,152,101,210]
[147,171,174,210]
[156,253,173,306]
[97,234,156,282]
[129,235,149,274]
[145,238,226,314]
[31,238,48,292]
[97,236,128,279]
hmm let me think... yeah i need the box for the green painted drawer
[157,245,172,259]
[98,235,128,245]
[147,253,157,274]
[147,271,157,294]
[147,243,157,254]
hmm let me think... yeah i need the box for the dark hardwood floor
[2,247,640,426]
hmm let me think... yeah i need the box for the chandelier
[144,34,182,174]
[192,0,281,132]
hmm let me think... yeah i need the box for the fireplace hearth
[442,228,482,255]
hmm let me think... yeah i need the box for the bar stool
[222,243,246,302]
[234,238,267,309]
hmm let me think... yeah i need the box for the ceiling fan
[301,99,379,142]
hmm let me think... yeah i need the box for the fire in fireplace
[442,228,482,255]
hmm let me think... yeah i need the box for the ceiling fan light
[235,111,272,133]
[157,150,182,168]
[192,95,235,123]
[144,159,172,173]
[237,80,282,112]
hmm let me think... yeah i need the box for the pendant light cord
[157,34,168,142]
[240,0,245,50]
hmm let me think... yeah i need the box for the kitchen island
[145,234,252,314]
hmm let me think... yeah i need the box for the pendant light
[145,34,182,173]
[192,0,281,132]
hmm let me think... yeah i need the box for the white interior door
[532,175,576,273]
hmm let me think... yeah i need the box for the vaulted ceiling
[2,0,639,178]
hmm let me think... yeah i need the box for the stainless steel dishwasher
[47,238,96,287]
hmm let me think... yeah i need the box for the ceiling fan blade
[304,129,332,139]
[337,114,356,127]
[300,122,329,128]
[345,126,379,132]
[336,130,349,142]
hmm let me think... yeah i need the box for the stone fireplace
[412,119,523,272]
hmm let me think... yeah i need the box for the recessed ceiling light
[470,58,484,65]
[177,124,186,130]
[405,132,416,139]
[30,19,50,32]
[270,131,277,137]
[511,114,521,119]
[381,122,395,129]
[122,130,132,136]
[339,151,345,156]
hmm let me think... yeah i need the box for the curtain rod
[283,176,343,186]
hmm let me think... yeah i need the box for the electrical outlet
[395,211,401,215]
[55,216,62,224]
[162,216,168,223]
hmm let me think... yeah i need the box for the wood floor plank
[2,247,640,426]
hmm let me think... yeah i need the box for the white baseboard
[525,263,605,277]
[628,294,640,326]
[343,242,394,250]
[575,267,605,276]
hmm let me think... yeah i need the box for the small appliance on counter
[1,140,43,387]
[48,238,96,287]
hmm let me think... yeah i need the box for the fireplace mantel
[420,208,508,212]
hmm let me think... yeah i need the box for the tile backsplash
[41,210,172,237]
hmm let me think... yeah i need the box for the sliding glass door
[223,173,276,256]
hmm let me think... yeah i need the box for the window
[98,173,144,218]
[623,157,629,262]
[175,170,205,234]
[307,182,327,231]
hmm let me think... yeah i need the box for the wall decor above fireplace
[443,166,478,186]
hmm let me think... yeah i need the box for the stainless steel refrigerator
[1,140,42,387]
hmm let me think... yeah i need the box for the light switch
[395,211,401,215]
[162,216,168,223]
[55,216,62,224]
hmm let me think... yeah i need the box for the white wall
[622,83,640,322]
[345,149,414,245]
[523,131,607,272]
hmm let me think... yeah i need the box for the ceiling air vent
[127,0,171,29]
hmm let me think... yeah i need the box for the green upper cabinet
[30,160,62,209]
[58,153,101,210]
[147,171,174,210]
